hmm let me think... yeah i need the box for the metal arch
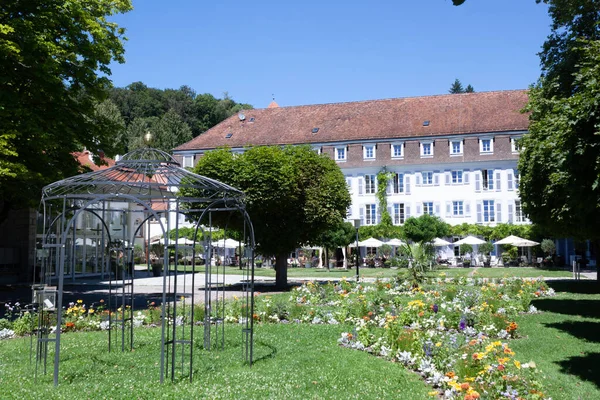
[34,147,255,386]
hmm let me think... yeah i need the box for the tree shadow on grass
[546,280,600,294]
[532,298,600,319]
[545,320,600,343]
[555,352,600,389]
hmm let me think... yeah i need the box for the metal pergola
[32,147,255,385]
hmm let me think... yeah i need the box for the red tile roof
[73,150,115,171]
[174,90,529,152]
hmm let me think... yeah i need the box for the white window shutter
[358,175,364,195]
[475,173,481,192]
[386,179,392,194]
[387,206,392,220]
[434,172,440,186]
[359,207,365,226]
[476,201,482,223]
[445,172,450,185]
[377,206,381,224]
[507,171,513,191]
[405,176,411,194]
[434,202,440,216]
[496,201,502,222]
[416,204,422,215]
[495,172,501,192]
[508,204,514,223]
[446,202,452,216]
[405,204,411,219]
[464,170,469,184]
[465,202,471,217]
[416,174,421,186]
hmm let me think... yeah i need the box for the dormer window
[182,155,194,168]
[450,140,463,155]
[391,143,403,159]
[480,138,494,154]
[511,137,521,153]
[335,147,346,161]
[420,141,433,157]
[363,145,375,160]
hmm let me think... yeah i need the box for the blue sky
[109,0,551,108]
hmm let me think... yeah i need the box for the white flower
[528,305,538,314]
[0,328,15,340]
[397,350,416,365]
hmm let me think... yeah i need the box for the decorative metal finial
[143,131,153,145]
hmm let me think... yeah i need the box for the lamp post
[353,219,361,282]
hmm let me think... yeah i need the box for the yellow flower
[77,299,83,304]
[514,360,521,369]
[428,391,438,396]
[435,342,442,347]
[88,309,94,314]
[465,377,475,382]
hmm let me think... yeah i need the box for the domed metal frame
[33,148,255,385]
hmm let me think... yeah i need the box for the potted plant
[479,242,495,267]
[150,242,163,277]
[459,244,473,267]
[540,239,556,267]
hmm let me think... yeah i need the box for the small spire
[268,100,279,108]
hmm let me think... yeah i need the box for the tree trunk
[325,248,330,271]
[275,252,288,289]
[595,239,600,285]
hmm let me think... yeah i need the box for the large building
[174,90,529,229]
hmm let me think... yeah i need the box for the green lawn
[0,324,430,399]
[163,265,575,280]
[512,280,600,400]
[437,267,574,279]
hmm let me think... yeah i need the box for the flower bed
[274,277,553,400]
[1,276,554,399]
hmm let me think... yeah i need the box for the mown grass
[511,280,600,400]
[164,265,575,280]
[0,324,431,399]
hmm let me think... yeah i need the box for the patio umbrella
[494,235,539,264]
[432,237,451,246]
[359,237,384,247]
[495,235,539,247]
[349,237,384,248]
[453,235,486,246]
[384,238,405,246]
[176,237,195,246]
[211,238,241,249]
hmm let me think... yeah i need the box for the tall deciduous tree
[0,0,132,220]
[191,146,351,288]
[518,1,600,277]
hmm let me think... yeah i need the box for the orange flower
[497,364,505,371]
[65,322,75,330]
[418,311,425,317]
[460,383,470,390]
[252,313,259,320]
[445,371,456,379]
[468,339,478,346]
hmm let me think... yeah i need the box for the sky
[108,0,552,109]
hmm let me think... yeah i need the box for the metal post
[353,219,361,283]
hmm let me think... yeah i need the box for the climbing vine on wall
[376,169,393,226]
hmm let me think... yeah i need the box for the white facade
[343,160,527,227]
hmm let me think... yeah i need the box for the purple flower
[459,318,466,330]
[432,304,438,313]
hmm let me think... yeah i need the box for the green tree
[191,146,351,288]
[448,79,475,94]
[403,214,450,244]
[449,79,465,94]
[518,1,600,281]
[0,0,132,220]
